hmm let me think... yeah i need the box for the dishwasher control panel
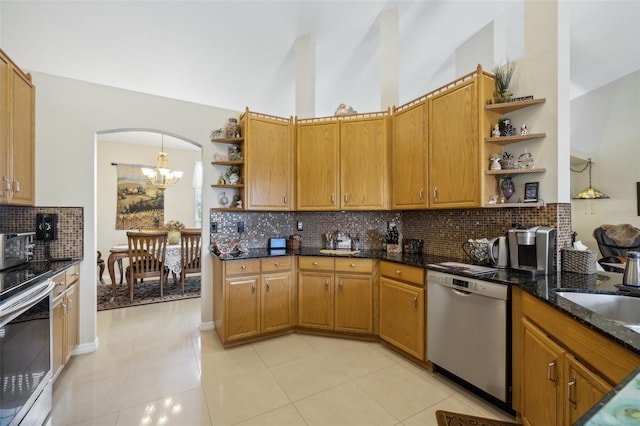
[427,270,509,300]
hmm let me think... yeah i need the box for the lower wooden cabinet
[513,288,636,425]
[379,261,425,360]
[298,257,373,334]
[214,256,293,345]
[52,264,80,381]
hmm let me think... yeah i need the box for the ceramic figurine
[520,124,528,135]
[492,124,501,138]
[490,154,502,170]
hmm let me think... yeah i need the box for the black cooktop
[0,261,54,304]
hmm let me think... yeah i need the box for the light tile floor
[49,298,516,425]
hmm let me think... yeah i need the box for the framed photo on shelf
[524,182,539,203]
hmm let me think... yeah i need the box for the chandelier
[571,157,609,199]
[141,134,184,191]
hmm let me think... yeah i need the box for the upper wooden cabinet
[0,49,35,206]
[340,114,388,210]
[296,119,340,210]
[390,100,428,209]
[296,113,388,211]
[429,79,481,208]
[240,110,294,211]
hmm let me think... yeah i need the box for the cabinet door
[391,102,428,209]
[296,120,340,210]
[0,53,9,204]
[521,318,565,426]
[65,284,79,361]
[245,115,293,210]
[335,274,372,333]
[225,275,260,341]
[340,116,388,210]
[261,272,292,333]
[298,271,334,329]
[9,65,35,205]
[429,81,480,208]
[379,278,424,359]
[51,294,65,380]
[564,354,612,426]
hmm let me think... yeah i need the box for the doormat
[97,275,200,311]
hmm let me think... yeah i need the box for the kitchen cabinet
[340,115,388,210]
[298,256,373,334]
[428,78,481,208]
[513,288,638,425]
[296,119,340,210]
[211,137,245,210]
[213,256,293,345]
[379,261,425,359]
[0,49,35,206]
[296,113,388,211]
[52,264,80,381]
[390,99,428,209]
[240,109,294,211]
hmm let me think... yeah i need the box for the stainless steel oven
[1,267,54,426]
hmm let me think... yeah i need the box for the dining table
[107,243,184,296]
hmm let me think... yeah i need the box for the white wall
[96,140,200,261]
[33,71,240,349]
[570,70,640,252]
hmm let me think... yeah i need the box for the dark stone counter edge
[211,247,640,356]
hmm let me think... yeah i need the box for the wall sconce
[571,157,609,199]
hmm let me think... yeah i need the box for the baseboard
[200,321,215,331]
[73,337,99,355]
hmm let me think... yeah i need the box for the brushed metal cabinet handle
[567,377,577,408]
[547,359,558,386]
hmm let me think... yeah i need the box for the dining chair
[126,230,168,301]
[177,228,202,295]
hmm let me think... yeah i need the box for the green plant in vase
[493,60,516,103]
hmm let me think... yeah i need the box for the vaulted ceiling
[1,1,638,130]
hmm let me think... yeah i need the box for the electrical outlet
[237,221,245,233]
[297,221,303,231]
[211,221,218,233]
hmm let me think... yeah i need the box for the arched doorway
[95,129,202,307]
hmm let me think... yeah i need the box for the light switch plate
[211,221,218,233]
[297,221,303,231]
[237,222,245,233]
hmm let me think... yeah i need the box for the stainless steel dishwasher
[427,269,511,405]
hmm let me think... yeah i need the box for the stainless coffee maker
[507,226,556,275]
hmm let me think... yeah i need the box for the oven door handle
[0,279,55,327]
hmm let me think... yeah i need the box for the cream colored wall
[570,70,640,253]
[96,140,200,264]
[33,71,240,350]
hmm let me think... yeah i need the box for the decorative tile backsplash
[0,206,84,261]
[210,204,571,269]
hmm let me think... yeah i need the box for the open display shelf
[212,137,245,210]
[484,98,546,114]
[484,168,546,176]
[484,133,546,145]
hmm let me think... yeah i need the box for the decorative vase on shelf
[168,230,180,245]
[500,176,515,201]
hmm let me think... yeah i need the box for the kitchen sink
[555,291,640,333]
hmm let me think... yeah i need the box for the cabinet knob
[56,281,65,287]
[312,262,318,266]
[274,262,279,267]
[395,270,401,275]
[241,265,247,270]
[72,272,79,277]
[350,263,356,268]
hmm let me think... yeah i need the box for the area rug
[97,276,201,311]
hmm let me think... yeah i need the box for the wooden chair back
[126,230,168,300]
[180,228,202,276]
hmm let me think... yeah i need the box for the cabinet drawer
[65,264,80,287]
[52,272,66,298]
[261,256,292,272]
[299,256,334,271]
[335,258,373,273]
[225,259,261,275]
[380,261,424,286]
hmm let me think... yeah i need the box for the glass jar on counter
[226,118,240,138]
